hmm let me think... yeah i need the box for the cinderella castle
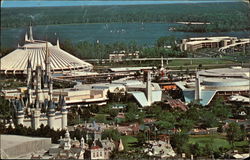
[11,26,73,130]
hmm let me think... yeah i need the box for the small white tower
[146,71,152,106]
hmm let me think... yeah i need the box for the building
[50,130,86,159]
[10,41,68,130]
[176,66,250,106]
[0,25,93,75]
[50,130,116,159]
[109,50,139,62]
[179,36,250,52]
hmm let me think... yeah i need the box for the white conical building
[0,26,93,75]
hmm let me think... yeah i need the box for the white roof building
[0,26,93,75]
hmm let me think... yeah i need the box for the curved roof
[0,26,93,75]
[202,78,249,87]
[198,67,249,78]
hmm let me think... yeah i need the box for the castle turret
[32,108,41,130]
[35,65,43,103]
[146,71,152,106]
[48,79,53,101]
[60,96,68,129]
[27,59,32,88]
[44,42,51,88]
[48,101,55,129]
[15,100,24,125]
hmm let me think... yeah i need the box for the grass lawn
[189,134,249,152]
[121,135,138,151]
[189,134,231,151]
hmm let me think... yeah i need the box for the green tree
[171,132,189,154]
[102,129,121,141]
[212,98,231,120]
[200,111,218,128]
[226,122,242,148]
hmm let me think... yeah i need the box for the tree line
[1,3,250,32]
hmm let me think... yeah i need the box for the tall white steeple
[146,71,152,106]
[29,24,34,42]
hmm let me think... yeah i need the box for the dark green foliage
[211,98,231,120]
[102,129,121,141]
[226,122,242,147]
[171,132,189,154]
[1,3,250,32]
[0,96,11,120]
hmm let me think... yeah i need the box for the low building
[176,67,250,106]
[180,36,250,52]
[109,51,139,62]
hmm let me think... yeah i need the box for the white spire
[29,24,34,42]
[146,71,152,106]
[195,72,201,102]
[56,38,60,48]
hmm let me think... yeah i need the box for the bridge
[219,38,250,53]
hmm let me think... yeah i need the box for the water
[1,0,241,8]
[1,23,250,48]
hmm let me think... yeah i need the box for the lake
[1,23,250,48]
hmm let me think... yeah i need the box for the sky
[1,0,241,8]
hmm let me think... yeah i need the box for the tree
[226,122,242,148]
[212,97,231,120]
[0,97,11,121]
[171,132,189,154]
[109,109,119,118]
[190,143,203,157]
[200,111,218,128]
[102,129,121,141]
[178,119,194,132]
